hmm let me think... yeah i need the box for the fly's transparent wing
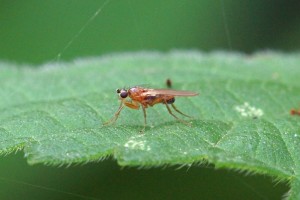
[143,89,198,97]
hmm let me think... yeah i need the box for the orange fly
[104,86,198,131]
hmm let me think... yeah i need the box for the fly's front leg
[124,100,140,110]
[103,101,124,125]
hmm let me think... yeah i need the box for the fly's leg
[103,101,124,125]
[104,100,148,132]
[165,102,191,126]
[124,101,147,132]
[171,103,192,118]
[124,100,140,110]
[140,106,147,133]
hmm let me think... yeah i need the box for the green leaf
[0,51,299,198]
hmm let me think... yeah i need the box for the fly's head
[116,88,128,100]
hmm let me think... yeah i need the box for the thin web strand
[220,0,232,50]
[54,0,112,62]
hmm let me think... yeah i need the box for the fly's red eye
[120,91,128,98]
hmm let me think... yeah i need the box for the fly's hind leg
[171,103,193,118]
[165,102,191,126]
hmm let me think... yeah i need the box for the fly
[104,86,198,132]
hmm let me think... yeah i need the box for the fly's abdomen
[166,97,175,104]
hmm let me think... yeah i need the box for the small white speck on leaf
[124,136,151,151]
[234,102,264,118]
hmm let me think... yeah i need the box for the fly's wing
[143,89,198,97]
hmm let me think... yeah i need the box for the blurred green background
[1,0,299,64]
[0,0,299,199]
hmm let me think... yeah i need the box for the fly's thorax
[128,87,143,99]
[128,87,142,93]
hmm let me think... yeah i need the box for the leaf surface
[0,51,299,199]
